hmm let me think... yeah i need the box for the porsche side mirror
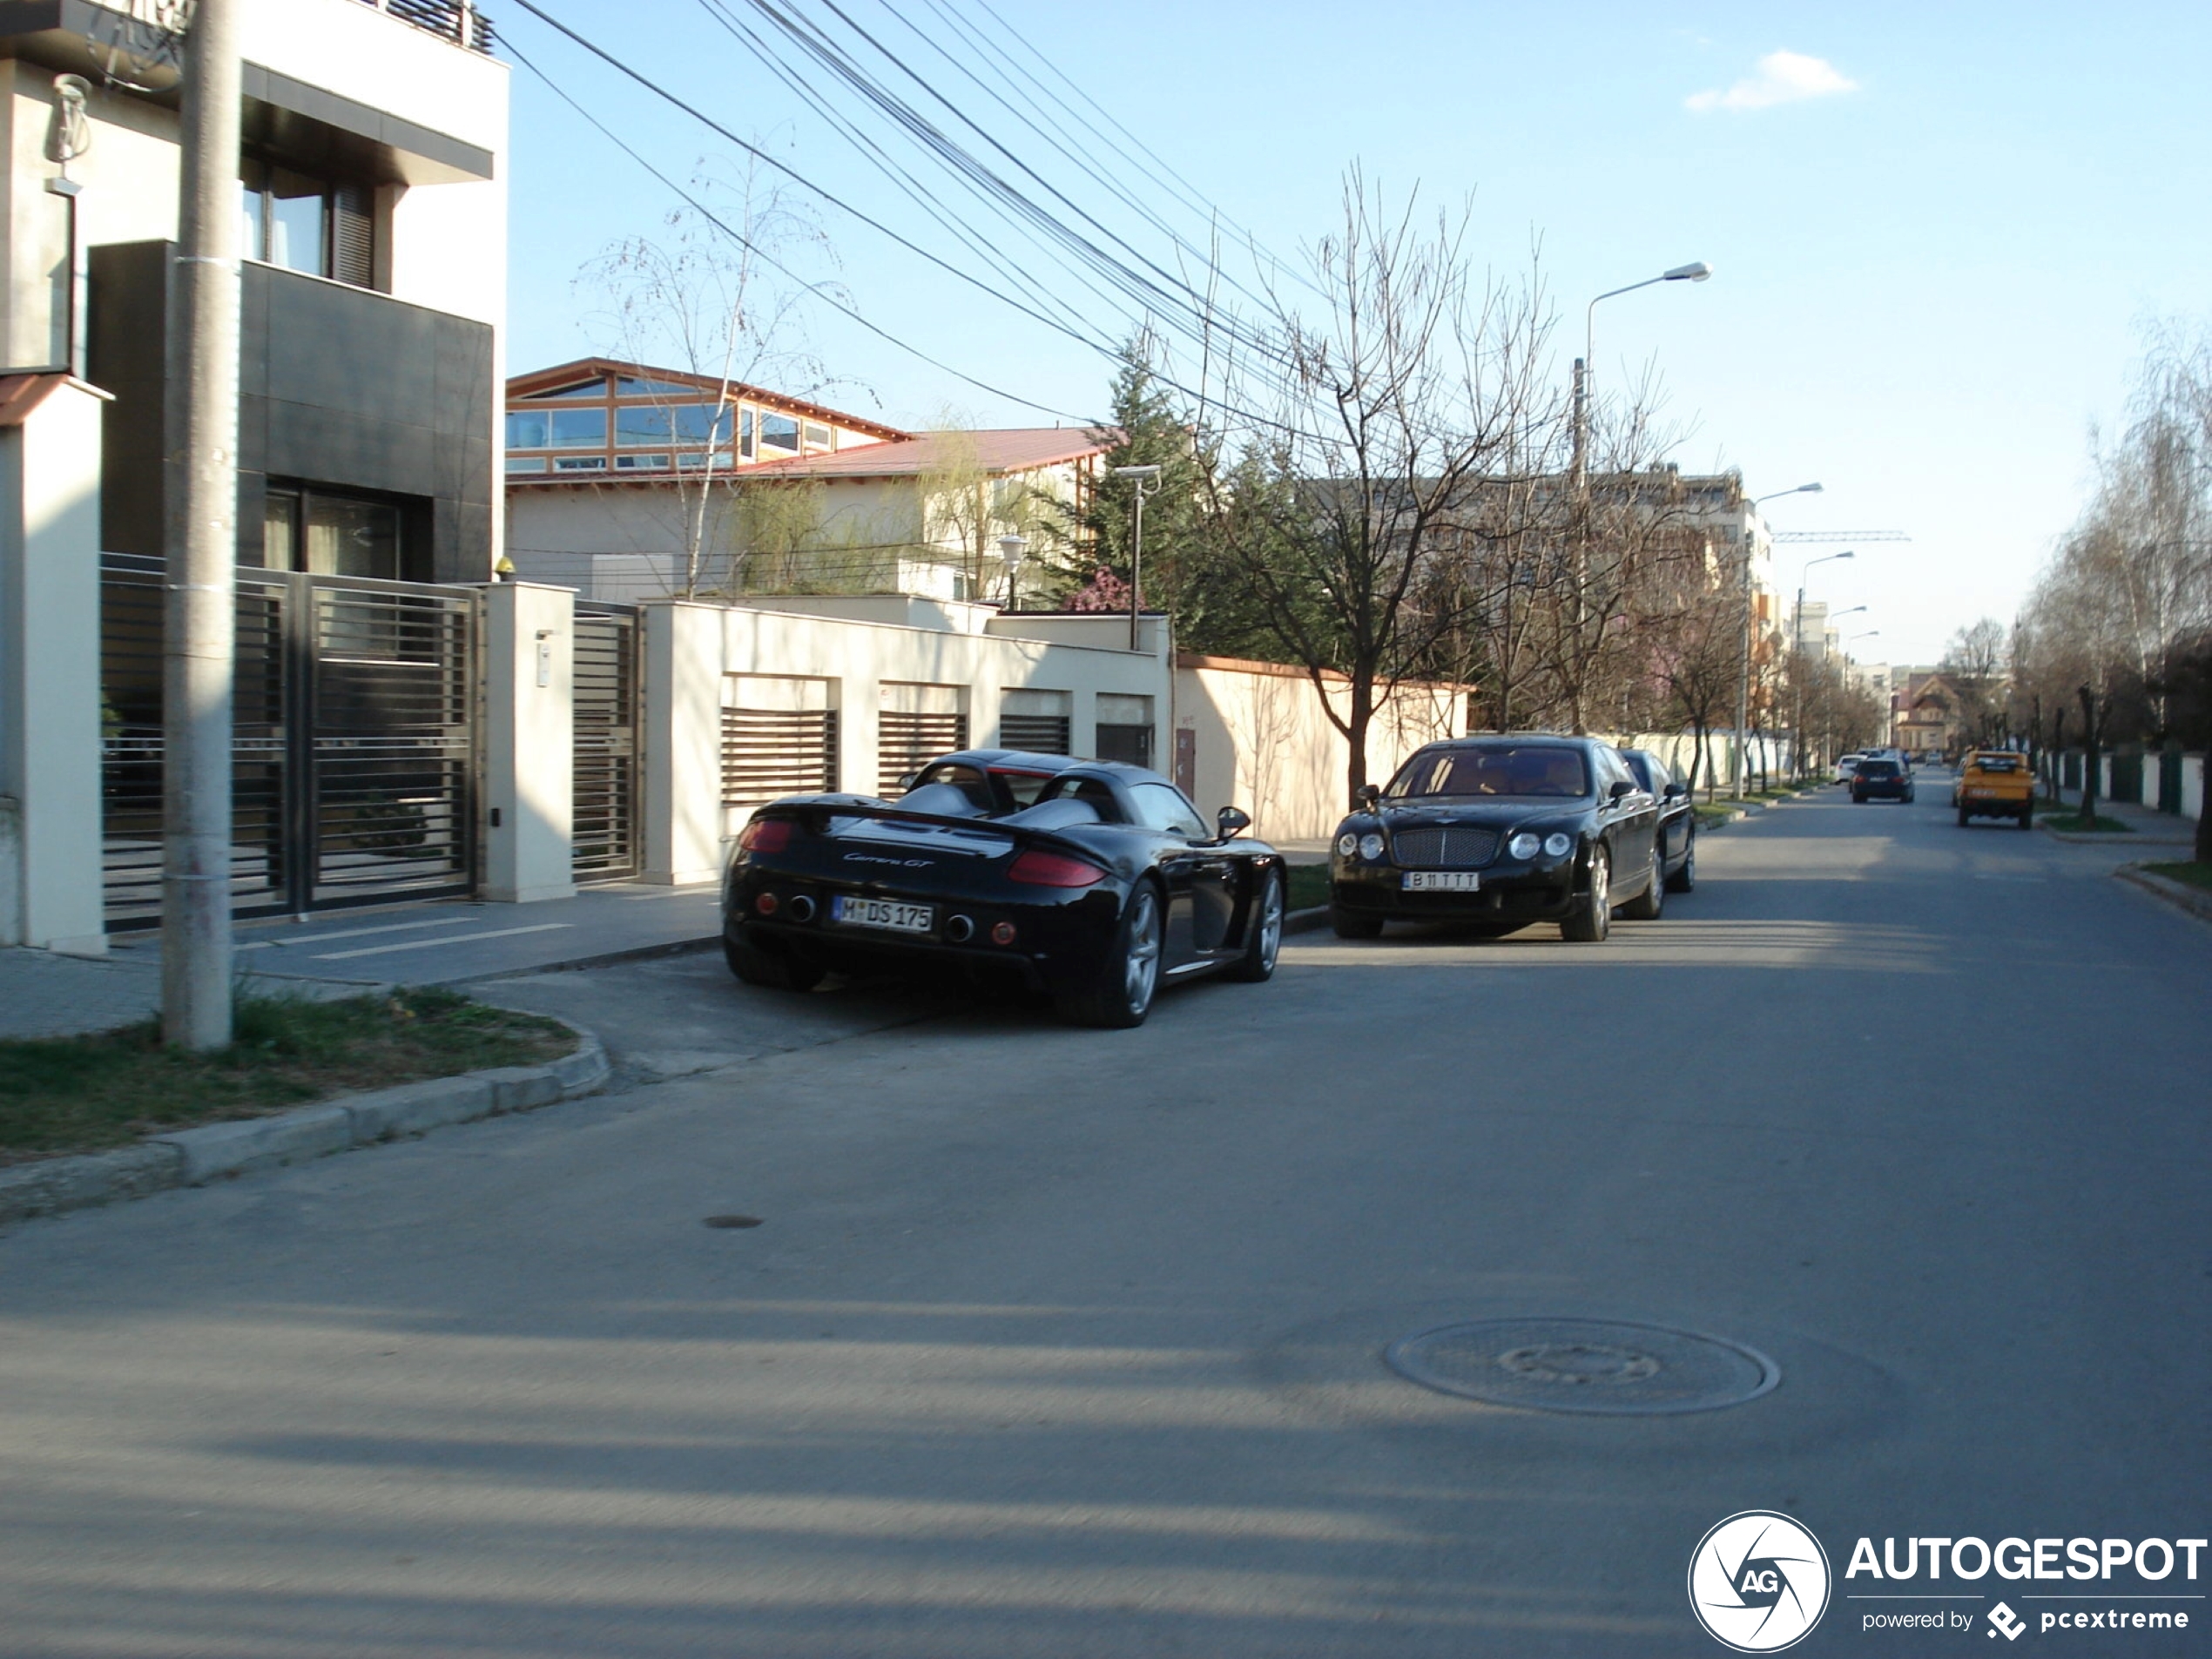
[1357,783,1382,807]
[1217,806,1251,838]
[895,772,918,793]
[1608,779,1635,803]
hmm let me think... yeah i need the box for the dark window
[759,414,801,453]
[1096,725,1152,769]
[1390,745,1589,799]
[550,408,608,448]
[1130,782,1208,838]
[239,158,374,288]
[261,487,407,580]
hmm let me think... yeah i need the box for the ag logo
[1688,1511,1831,1651]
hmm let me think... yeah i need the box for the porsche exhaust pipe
[944,914,974,942]
[786,894,818,922]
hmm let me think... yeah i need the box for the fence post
[482,581,575,903]
[0,380,109,953]
[641,601,725,886]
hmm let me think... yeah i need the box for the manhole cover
[1386,1318,1778,1415]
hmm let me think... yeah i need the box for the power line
[505,32,1101,422]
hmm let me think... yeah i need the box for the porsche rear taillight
[738,816,793,854]
[1006,849,1106,887]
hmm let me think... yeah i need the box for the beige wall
[1174,658,1465,841]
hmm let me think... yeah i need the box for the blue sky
[501,2,2212,666]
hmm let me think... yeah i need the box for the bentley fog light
[1507,831,1541,860]
[1336,832,1359,857]
[1358,832,1386,861]
[1543,832,1573,858]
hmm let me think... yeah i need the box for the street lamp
[1788,546,1853,779]
[996,533,1028,609]
[1732,482,1822,799]
[1109,464,1163,651]
[1574,260,1711,485]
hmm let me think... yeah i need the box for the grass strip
[2141,860,2212,894]
[0,986,574,1165]
[1285,862,1331,911]
[2041,812,2134,833]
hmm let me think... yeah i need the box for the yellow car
[1953,750,2034,827]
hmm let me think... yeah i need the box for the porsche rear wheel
[1225,868,1285,981]
[1561,846,1610,943]
[724,928,826,993]
[1061,882,1163,1028]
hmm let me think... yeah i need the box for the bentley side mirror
[1217,806,1251,839]
[1608,779,1635,803]
[1662,781,1686,800]
[1356,783,1382,808]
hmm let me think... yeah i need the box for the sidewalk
[0,880,723,1041]
[2041,786,2197,846]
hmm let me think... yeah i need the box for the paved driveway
[2,791,2206,1656]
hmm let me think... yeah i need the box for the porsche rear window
[989,769,1055,807]
[1389,746,1589,799]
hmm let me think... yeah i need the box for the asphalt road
[3,785,2208,1657]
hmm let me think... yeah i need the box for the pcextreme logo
[1689,1511,1832,1652]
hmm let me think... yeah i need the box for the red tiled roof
[741,427,1118,480]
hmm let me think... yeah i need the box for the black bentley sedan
[722,751,1286,1028]
[1618,745,1697,894]
[1328,735,1662,942]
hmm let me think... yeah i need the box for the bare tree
[577,156,851,597]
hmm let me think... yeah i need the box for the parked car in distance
[1851,758,1915,803]
[1328,735,1662,944]
[1834,754,1866,785]
[1954,749,2034,827]
[721,750,1286,1028]
[1618,746,1697,893]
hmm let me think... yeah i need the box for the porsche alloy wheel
[1062,882,1163,1028]
[1227,869,1285,982]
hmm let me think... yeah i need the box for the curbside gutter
[0,1022,610,1232]
[2115,863,2212,926]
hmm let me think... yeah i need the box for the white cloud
[1686,50,1859,113]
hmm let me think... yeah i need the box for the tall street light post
[165,0,243,1051]
[1574,260,1710,488]
[1735,482,1822,799]
[1791,548,1856,779]
[1110,464,1162,651]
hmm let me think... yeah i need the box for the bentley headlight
[1358,832,1386,861]
[1543,832,1574,858]
[1507,831,1541,860]
[1335,832,1359,857]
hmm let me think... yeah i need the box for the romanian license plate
[1403,871,1480,893]
[830,895,934,934]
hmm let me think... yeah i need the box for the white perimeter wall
[1175,658,1466,841]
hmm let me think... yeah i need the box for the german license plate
[831,895,934,934]
[1403,871,1480,893]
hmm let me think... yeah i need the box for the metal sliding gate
[571,604,642,881]
[99,554,479,929]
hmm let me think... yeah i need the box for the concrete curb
[2040,822,2191,846]
[1284,905,1332,936]
[0,1021,610,1232]
[2115,863,2212,925]
[454,934,723,984]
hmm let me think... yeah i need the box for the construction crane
[1772,530,1912,543]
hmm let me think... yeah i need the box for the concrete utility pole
[162,0,242,1051]
[1110,464,1162,652]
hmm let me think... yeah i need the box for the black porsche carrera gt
[720,751,1287,1028]
[1327,735,1663,942]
